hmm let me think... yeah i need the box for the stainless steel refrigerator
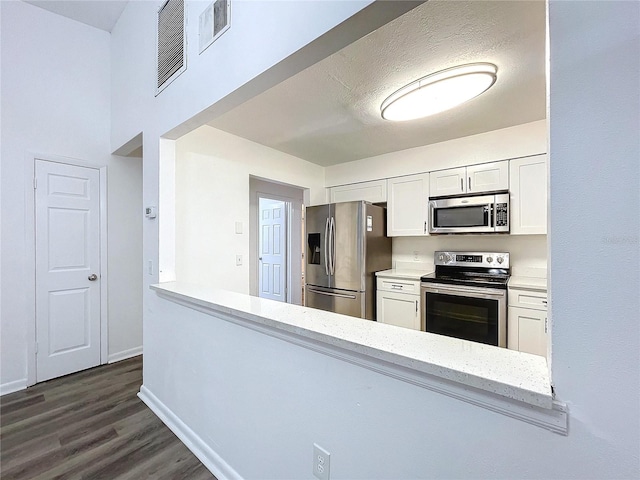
[305,201,392,320]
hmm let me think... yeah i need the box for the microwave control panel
[495,203,508,227]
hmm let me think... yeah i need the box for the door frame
[249,177,304,305]
[24,152,108,387]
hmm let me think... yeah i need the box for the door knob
[88,274,98,281]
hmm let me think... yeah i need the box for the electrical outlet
[313,443,330,480]
[413,250,420,261]
[235,255,243,266]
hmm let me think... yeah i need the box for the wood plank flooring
[0,356,216,480]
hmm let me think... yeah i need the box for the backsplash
[393,235,547,271]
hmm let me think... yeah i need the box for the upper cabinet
[328,179,387,204]
[509,154,547,235]
[386,173,430,236]
[430,161,509,197]
[428,166,466,197]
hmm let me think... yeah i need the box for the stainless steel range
[420,251,510,347]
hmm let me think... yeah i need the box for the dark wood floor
[0,356,216,480]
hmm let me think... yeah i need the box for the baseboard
[108,346,143,364]
[138,385,242,480]
[1,378,27,396]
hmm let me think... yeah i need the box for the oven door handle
[421,284,506,299]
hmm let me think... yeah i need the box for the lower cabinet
[377,291,421,330]
[508,307,547,357]
[508,287,547,357]
[376,277,421,331]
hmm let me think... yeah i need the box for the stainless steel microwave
[428,193,509,234]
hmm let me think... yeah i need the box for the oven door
[421,283,506,347]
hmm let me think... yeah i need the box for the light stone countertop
[151,281,553,409]
[375,268,432,280]
[509,276,548,292]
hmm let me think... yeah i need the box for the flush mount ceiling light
[380,63,498,121]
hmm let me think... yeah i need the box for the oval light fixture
[380,63,498,121]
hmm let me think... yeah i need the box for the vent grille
[199,0,231,54]
[157,0,186,93]
[213,0,229,36]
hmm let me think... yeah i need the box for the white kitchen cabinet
[376,275,422,331]
[429,166,467,197]
[509,154,547,235]
[430,161,509,197]
[328,179,387,204]
[386,173,430,236]
[508,283,547,357]
[378,290,421,330]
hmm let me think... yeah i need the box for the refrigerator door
[305,285,365,318]
[332,201,365,292]
[305,204,332,288]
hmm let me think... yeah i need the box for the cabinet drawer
[508,289,547,310]
[377,278,420,294]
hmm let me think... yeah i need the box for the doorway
[258,197,289,302]
[32,158,106,382]
[249,177,304,305]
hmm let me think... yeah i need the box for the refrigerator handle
[330,216,336,275]
[307,287,356,299]
[324,218,330,276]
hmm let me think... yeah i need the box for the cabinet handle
[460,178,463,191]
[545,317,548,333]
[391,284,402,289]
[415,300,418,313]
[468,177,471,191]
[424,221,426,234]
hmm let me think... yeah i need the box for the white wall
[107,155,144,360]
[175,126,324,293]
[394,235,547,272]
[143,1,639,479]
[547,1,639,474]
[0,1,142,389]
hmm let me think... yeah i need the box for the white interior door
[259,197,287,302]
[35,160,101,382]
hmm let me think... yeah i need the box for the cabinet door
[429,167,466,197]
[329,179,387,204]
[466,160,509,193]
[508,306,547,357]
[386,173,430,236]
[509,154,547,234]
[377,291,421,330]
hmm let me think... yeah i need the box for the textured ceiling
[208,1,547,167]
[23,0,129,32]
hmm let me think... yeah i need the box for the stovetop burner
[420,251,511,289]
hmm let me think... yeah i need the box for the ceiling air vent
[156,0,187,95]
[199,0,231,54]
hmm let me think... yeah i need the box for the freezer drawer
[305,285,366,319]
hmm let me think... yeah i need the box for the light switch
[235,222,243,234]
[236,255,242,266]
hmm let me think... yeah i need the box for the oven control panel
[435,251,509,268]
